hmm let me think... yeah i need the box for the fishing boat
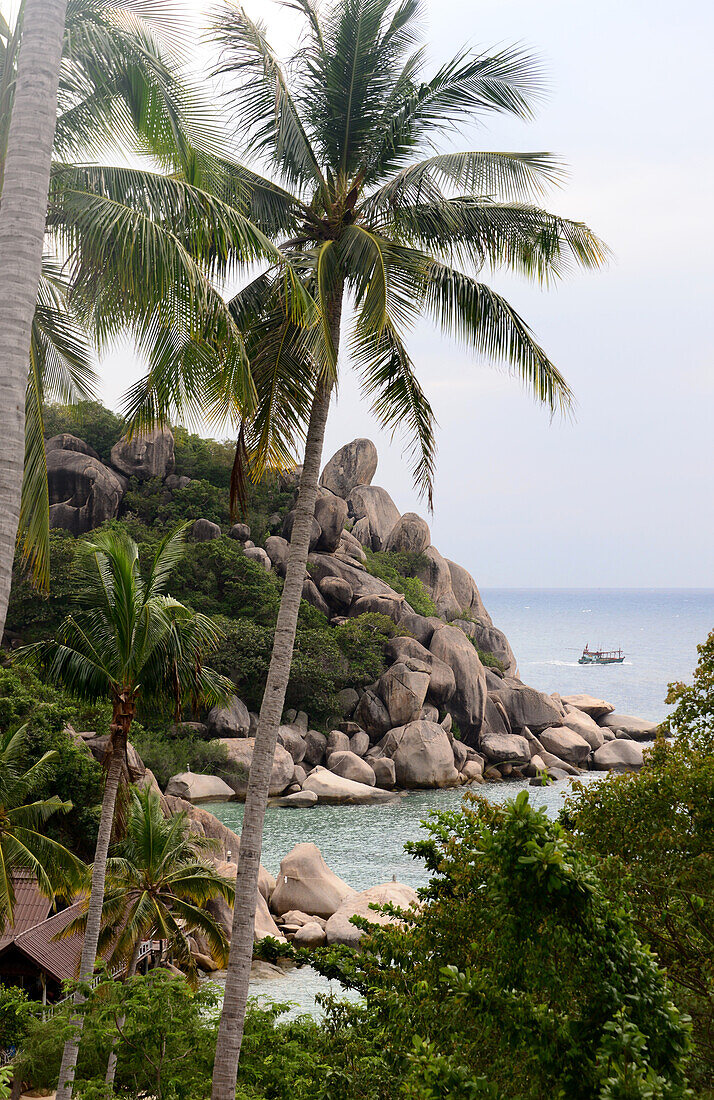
[578,644,625,665]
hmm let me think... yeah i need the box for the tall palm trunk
[104,939,141,1091]
[211,291,343,1100]
[0,0,67,638]
[56,702,132,1100]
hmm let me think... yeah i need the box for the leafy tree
[206,0,608,1084]
[364,549,437,617]
[14,971,221,1100]
[307,793,691,1100]
[664,627,714,752]
[0,724,84,925]
[566,738,714,1091]
[13,525,232,1098]
[0,982,36,1054]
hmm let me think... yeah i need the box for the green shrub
[6,531,81,643]
[172,426,234,487]
[43,401,125,462]
[0,667,106,859]
[0,984,35,1052]
[364,549,437,617]
[170,540,283,623]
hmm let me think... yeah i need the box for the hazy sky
[100,0,714,588]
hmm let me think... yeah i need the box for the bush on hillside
[364,549,437,617]
[0,667,105,859]
[664,627,714,752]
[43,401,125,463]
[307,793,692,1100]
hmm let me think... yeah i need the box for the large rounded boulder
[320,438,378,498]
[207,696,251,738]
[384,512,431,554]
[446,559,492,623]
[325,881,419,947]
[347,485,400,551]
[453,618,518,678]
[269,842,356,918]
[378,720,459,789]
[429,624,487,731]
[314,492,349,552]
[377,662,430,726]
[47,449,126,535]
[217,738,293,798]
[592,740,645,771]
[110,427,175,480]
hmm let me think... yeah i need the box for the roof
[13,900,87,984]
[0,872,53,952]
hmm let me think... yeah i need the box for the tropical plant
[0,0,67,646]
[305,792,692,1099]
[207,0,607,1090]
[66,786,234,980]
[13,524,232,1100]
[64,785,234,1090]
[0,0,301,633]
[0,723,84,926]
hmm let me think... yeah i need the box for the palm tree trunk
[0,0,67,639]
[56,719,128,1100]
[104,939,141,1091]
[210,291,343,1100]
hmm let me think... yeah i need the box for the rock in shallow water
[270,842,355,918]
[325,882,419,947]
[302,766,398,804]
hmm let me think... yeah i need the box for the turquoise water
[210,588,713,1014]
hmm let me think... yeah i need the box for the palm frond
[211,3,326,194]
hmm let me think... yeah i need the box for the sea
[208,588,714,1014]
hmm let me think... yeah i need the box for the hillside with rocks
[9,413,662,812]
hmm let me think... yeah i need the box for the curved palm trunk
[56,705,131,1100]
[0,0,67,639]
[211,294,342,1100]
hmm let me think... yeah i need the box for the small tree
[14,525,232,1100]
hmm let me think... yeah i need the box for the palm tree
[0,723,84,926]
[67,786,235,981]
[208,1,608,1093]
[0,0,67,651]
[14,524,233,1100]
[0,0,299,630]
[64,785,234,1091]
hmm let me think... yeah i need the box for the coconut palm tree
[0,0,67,654]
[0,723,84,926]
[14,524,233,1100]
[64,785,234,1091]
[208,1,608,1093]
[0,0,301,631]
[66,785,235,981]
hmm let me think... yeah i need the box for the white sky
[99,0,714,588]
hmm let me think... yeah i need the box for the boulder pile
[48,432,661,792]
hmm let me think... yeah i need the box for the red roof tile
[0,872,53,952]
[13,901,86,984]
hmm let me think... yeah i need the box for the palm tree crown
[66,786,235,979]
[213,0,607,498]
[0,724,84,925]
[17,524,233,724]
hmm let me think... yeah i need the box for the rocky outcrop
[538,726,591,767]
[599,713,661,740]
[328,750,376,786]
[301,766,397,804]
[377,662,430,726]
[48,448,127,535]
[190,518,221,541]
[446,559,492,623]
[561,707,605,750]
[413,546,461,620]
[313,492,349,552]
[561,694,615,719]
[452,618,517,677]
[110,427,175,480]
[46,432,99,459]
[592,740,645,771]
[429,624,487,731]
[376,720,459,789]
[207,696,251,738]
[479,731,531,766]
[489,681,563,732]
[320,439,378,498]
